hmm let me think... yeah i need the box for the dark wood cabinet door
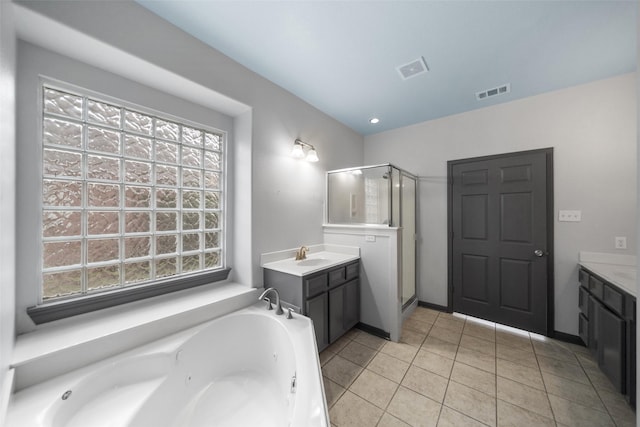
[588,295,599,357]
[306,292,329,351]
[329,279,360,342]
[578,313,589,347]
[597,303,625,393]
[343,279,360,331]
[329,286,345,343]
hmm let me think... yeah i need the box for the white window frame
[28,79,230,324]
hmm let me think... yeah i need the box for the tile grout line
[388,311,448,426]
[432,311,462,427]
[529,334,559,425]
[569,349,621,426]
[437,312,502,427]
[372,312,433,426]
[327,329,380,425]
[326,309,625,427]
[536,342,620,424]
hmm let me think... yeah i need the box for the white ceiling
[137,1,637,136]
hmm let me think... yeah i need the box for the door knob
[534,249,545,257]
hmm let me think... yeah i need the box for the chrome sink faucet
[295,246,309,261]
[258,287,284,315]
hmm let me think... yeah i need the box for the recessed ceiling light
[369,117,380,124]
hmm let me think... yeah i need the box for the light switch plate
[558,210,581,222]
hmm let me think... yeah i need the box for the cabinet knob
[534,249,545,257]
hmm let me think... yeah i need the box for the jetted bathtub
[7,302,329,427]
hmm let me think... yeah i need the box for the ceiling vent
[476,83,511,101]
[397,57,429,80]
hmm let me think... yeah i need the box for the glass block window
[41,86,224,301]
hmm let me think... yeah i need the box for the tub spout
[259,287,284,315]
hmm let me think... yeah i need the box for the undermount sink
[297,258,330,267]
[261,247,360,276]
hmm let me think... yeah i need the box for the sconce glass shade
[290,143,305,159]
[306,148,319,162]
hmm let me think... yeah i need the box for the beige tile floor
[320,306,636,427]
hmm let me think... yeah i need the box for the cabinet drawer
[345,262,359,281]
[589,276,604,300]
[603,284,624,317]
[579,269,590,288]
[305,273,327,298]
[578,286,590,317]
[329,267,346,288]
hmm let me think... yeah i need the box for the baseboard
[418,300,449,312]
[356,322,390,340]
[552,330,584,346]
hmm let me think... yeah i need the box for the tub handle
[290,373,297,394]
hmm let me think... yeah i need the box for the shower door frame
[325,163,418,310]
[399,170,418,310]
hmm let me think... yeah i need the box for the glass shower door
[401,173,416,308]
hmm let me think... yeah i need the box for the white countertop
[261,244,360,277]
[579,252,637,297]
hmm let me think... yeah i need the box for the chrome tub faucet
[258,287,284,315]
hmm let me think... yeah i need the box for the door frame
[447,148,555,337]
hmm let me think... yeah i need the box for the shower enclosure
[326,164,417,309]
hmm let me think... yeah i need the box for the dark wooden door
[449,149,552,335]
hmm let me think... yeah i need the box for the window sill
[28,269,232,324]
[12,281,260,390]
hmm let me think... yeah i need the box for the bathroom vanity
[578,252,636,408]
[261,245,360,351]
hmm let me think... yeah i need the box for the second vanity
[578,251,636,408]
[261,244,360,351]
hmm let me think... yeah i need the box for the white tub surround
[261,244,360,276]
[12,282,259,391]
[579,252,636,296]
[7,302,329,427]
[323,225,402,342]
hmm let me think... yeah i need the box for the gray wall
[0,0,17,419]
[9,0,364,328]
[14,1,364,286]
[364,73,637,335]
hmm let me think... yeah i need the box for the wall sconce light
[291,138,319,162]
